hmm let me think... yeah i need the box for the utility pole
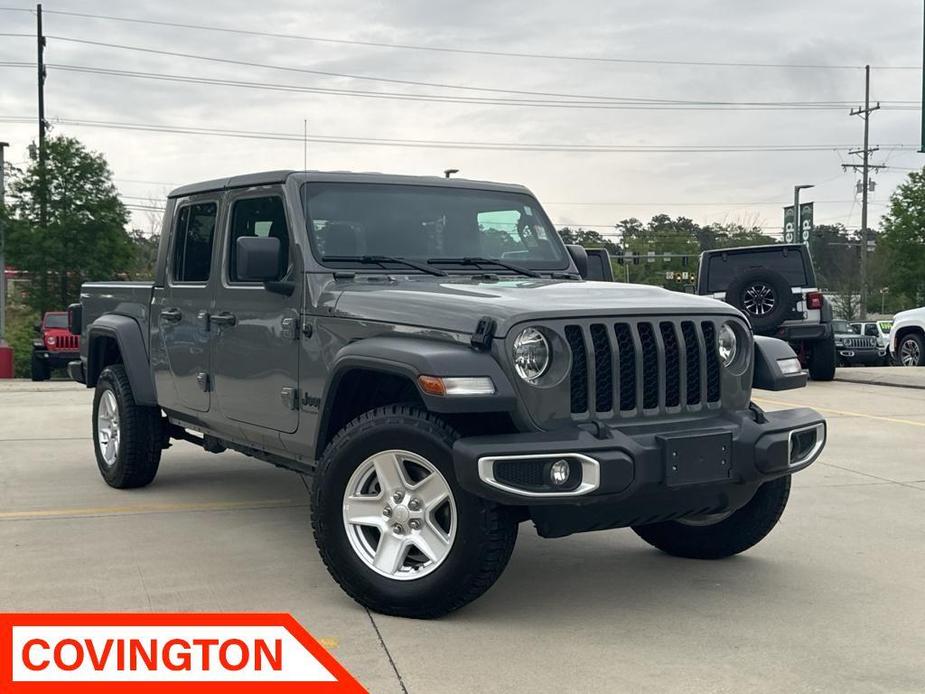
[0,141,8,346]
[36,3,47,233]
[844,65,883,320]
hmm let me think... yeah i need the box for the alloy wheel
[742,283,776,316]
[342,450,457,581]
[900,338,921,366]
[97,389,121,467]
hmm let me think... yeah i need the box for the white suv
[890,307,925,366]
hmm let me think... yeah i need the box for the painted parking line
[0,498,308,521]
[754,396,925,429]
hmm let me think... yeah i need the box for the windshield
[44,314,68,329]
[832,320,855,334]
[301,183,568,271]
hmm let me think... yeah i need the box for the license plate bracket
[660,432,733,487]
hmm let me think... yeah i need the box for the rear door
[153,198,219,413]
[211,190,301,434]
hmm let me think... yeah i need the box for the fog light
[548,459,571,486]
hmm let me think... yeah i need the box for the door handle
[160,307,183,322]
[210,312,237,327]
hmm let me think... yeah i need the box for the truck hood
[326,276,740,336]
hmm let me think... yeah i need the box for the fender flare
[315,336,518,451]
[86,315,157,406]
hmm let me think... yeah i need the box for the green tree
[6,136,135,312]
[878,168,925,308]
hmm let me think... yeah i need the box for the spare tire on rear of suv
[724,269,793,334]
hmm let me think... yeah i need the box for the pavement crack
[365,608,409,694]
[820,461,924,490]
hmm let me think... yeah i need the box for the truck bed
[79,281,155,352]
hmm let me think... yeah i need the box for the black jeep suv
[697,244,835,381]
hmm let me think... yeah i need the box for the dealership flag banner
[0,613,366,693]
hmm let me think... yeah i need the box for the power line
[25,7,915,71]
[9,114,917,154]
[25,62,897,111]
[43,34,920,109]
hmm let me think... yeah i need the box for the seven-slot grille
[52,335,80,350]
[840,336,877,349]
[565,319,722,417]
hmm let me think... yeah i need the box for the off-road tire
[92,364,162,488]
[724,269,793,334]
[808,335,836,381]
[632,476,791,559]
[30,353,50,381]
[897,332,925,367]
[311,404,518,619]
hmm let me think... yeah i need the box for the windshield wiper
[322,255,448,277]
[427,256,541,278]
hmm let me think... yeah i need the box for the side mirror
[585,249,615,282]
[565,244,589,279]
[236,236,281,282]
[33,321,42,334]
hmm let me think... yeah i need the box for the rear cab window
[171,202,218,283]
[706,248,811,293]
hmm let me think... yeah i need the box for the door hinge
[280,387,299,410]
[196,372,210,392]
[282,317,299,340]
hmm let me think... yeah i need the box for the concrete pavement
[1,379,923,693]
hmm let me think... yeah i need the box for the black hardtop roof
[700,243,805,257]
[167,170,532,199]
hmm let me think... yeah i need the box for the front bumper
[837,348,884,364]
[453,406,825,536]
[35,350,80,369]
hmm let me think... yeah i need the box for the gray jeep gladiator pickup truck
[68,170,826,618]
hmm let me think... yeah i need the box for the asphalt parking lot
[1,376,924,693]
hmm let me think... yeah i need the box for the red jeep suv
[32,311,80,381]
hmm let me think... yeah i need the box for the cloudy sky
[1,0,923,239]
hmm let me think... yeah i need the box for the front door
[211,191,301,434]
[155,199,219,413]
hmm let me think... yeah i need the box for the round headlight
[717,322,738,367]
[513,328,550,383]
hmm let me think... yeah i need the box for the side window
[172,202,217,283]
[864,324,878,337]
[229,196,290,282]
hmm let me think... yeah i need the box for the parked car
[832,320,882,366]
[849,320,892,365]
[31,311,81,381]
[696,244,835,380]
[69,170,826,619]
[890,307,925,366]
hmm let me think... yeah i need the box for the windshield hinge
[470,317,497,352]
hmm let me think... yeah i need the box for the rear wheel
[311,405,518,619]
[724,269,792,334]
[808,335,836,381]
[897,333,925,367]
[92,364,162,488]
[632,476,791,559]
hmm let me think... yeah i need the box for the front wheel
[30,353,50,381]
[311,405,518,619]
[632,476,791,559]
[897,333,925,367]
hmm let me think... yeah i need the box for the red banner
[0,613,366,693]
